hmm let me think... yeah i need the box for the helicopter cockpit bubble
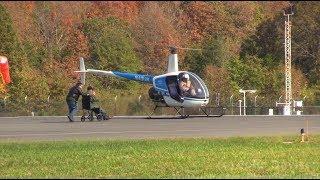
[177,72,209,99]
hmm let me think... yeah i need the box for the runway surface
[0,115,319,141]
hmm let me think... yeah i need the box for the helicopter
[76,46,224,118]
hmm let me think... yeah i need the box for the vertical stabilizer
[79,57,86,85]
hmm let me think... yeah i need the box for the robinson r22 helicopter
[76,47,224,118]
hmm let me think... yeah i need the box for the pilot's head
[181,74,189,82]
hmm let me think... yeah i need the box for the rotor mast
[167,46,202,73]
[168,47,178,73]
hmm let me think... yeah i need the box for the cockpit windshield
[177,72,209,99]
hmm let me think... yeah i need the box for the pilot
[179,73,196,97]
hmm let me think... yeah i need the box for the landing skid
[147,105,188,119]
[146,105,224,119]
[199,106,225,117]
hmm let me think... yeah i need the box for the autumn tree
[0,4,21,63]
[132,2,182,75]
[86,1,141,24]
[291,2,320,85]
[0,4,19,94]
[1,1,319,114]
[83,16,142,92]
[0,3,24,96]
[226,55,279,106]
[239,2,320,105]
[184,35,233,77]
[204,65,232,106]
[240,17,284,69]
[179,2,283,53]
[0,4,50,113]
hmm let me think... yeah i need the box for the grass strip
[0,135,319,178]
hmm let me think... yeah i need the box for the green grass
[0,135,320,178]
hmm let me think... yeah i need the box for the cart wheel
[81,116,85,122]
[89,114,94,121]
[97,114,103,121]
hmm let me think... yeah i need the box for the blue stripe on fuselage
[154,77,168,93]
[112,71,154,84]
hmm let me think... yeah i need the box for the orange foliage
[86,1,141,24]
[0,1,300,96]
[261,1,291,20]
[2,2,36,41]
[181,2,216,43]
[132,2,182,74]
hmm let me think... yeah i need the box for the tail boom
[85,69,154,84]
[75,57,154,84]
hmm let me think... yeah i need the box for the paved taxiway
[0,115,319,141]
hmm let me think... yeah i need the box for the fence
[226,106,320,115]
[0,95,320,117]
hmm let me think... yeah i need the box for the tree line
[0,1,319,114]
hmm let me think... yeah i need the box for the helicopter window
[166,76,183,103]
[178,72,208,99]
[189,72,209,98]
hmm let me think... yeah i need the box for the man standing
[66,81,83,122]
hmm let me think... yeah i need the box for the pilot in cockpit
[178,73,196,97]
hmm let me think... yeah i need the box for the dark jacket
[66,85,83,102]
[89,94,100,109]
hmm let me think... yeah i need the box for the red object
[0,56,11,84]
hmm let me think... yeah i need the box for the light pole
[254,95,258,107]
[254,95,258,115]
[239,100,242,115]
[216,93,220,106]
[114,95,117,116]
[230,95,234,115]
[3,96,7,108]
[239,89,257,116]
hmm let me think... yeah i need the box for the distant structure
[277,8,294,115]
[284,9,293,115]
[284,10,293,115]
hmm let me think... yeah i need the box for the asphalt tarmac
[0,115,319,141]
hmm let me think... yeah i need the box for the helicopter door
[166,76,183,103]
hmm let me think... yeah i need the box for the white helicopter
[76,47,223,118]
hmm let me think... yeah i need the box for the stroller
[80,93,109,122]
